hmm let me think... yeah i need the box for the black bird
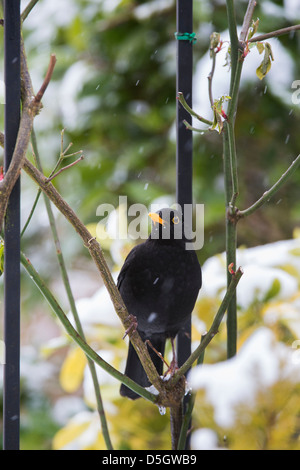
[118,208,202,399]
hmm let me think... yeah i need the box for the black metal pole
[176,0,193,371]
[3,0,21,450]
[176,0,194,449]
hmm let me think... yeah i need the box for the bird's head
[148,208,184,243]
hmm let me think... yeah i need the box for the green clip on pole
[174,32,197,44]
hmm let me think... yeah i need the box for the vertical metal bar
[176,0,193,371]
[176,0,193,450]
[3,0,21,450]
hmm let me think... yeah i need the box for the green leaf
[210,95,231,133]
[247,18,260,40]
[256,42,274,80]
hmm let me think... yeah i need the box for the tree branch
[249,24,300,43]
[0,50,56,229]
[237,154,300,219]
[34,54,56,104]
[21,0,41,22]
[239,0,257,42]
[45,154,84,182]
[22,157,168,401]
[177,92,213,126]
[226,0,239,96]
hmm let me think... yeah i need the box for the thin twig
[34,54,56,103]
[183,120,207,133]
[47,129,82,180]
[177,92,213,126]
[208,47,217,108]
[21,0,41,21]
[46,154,84,182]
[20,187,42,237]
[239,0,257,42]
[0,52,56,229]
[249,24,300,43]
[238,154,300,219]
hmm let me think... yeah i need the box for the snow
[67,273,120,335]
[188,327,300,428]
[200,239,300,309]
[191,428,221,450]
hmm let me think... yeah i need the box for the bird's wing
[117,244,140,290]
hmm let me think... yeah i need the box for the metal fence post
[176,0,194,449]
[176,0,193,376]
[3,0,21,451]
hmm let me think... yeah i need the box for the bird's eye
[172,216,180,224]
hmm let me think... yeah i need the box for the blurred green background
[0,0,300,449]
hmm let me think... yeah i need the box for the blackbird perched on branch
[118,208,202,399]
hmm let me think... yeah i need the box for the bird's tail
[120,334,165,400]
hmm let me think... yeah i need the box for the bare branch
[237,154,300,219]
[21,0,41,22]
[0,53,57,229]
[239,0,257,42]
[177,92,213,126]
[34,54,56,103]
[45,154,84,182]
[249,24,300,43]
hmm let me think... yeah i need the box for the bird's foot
[163,338,178,378]
[122,314,138,339]
[163,357,179,378]
[145,340,169,368]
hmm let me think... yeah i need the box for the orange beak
[148,212,165,226]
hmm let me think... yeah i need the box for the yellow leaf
[256,41,264,54]
[256,42,274,80]
[52,420,91,450]
[256,57,271,80]
[60,347,87,393]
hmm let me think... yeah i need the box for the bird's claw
[122,314,138,339]
[163,357,179,378]
[145,339,169,368]
[163,338,178,378]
